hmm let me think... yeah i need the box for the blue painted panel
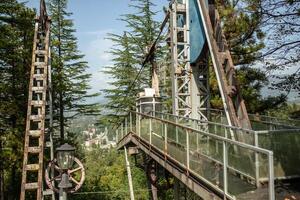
[189,0,207,63]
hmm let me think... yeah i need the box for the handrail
[207,108,300,128]
[116,111,275,200]
[152,111,255,133]
[153,111,300,135]
[132,111,272,154]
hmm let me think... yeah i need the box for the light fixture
[56,143,75,170]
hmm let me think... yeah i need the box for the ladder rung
[31,101,44,107]
[178,93,190,96]
[176,4,186,13]
[35,50,47,55]
[30,115,43,121]
[25,164,39,171]
[25,182,39,190]
[177,27,185,32]
[28,146,41,154]
[177,42,188,46]
[33,74,46,80]
[34,62,46,68]
[28,130,42,137]
[32,87,44,92]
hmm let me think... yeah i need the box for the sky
[22,0,167,103]
[20,0,299,104]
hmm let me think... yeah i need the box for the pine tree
[101,0,164,123]
[210,0,286,113]
[48,0,99,140]
[101,33,139,124]
[0,0,35,198]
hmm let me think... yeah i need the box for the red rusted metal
[45,158,85,194]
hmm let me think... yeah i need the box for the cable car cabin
[136,88,162,115]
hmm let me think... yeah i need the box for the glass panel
[228,150,270,200]
[166,123,187,166]
[151,118,164,151]
[140,117,150,142]
[258,131,300,178]
[189,130,224,190]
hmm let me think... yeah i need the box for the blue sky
[22,0,167,103]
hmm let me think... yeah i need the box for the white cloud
[78,29,116,102]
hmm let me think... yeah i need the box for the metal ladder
[20,6,52,199]
[170,0,192,118]
[198,1,252,130]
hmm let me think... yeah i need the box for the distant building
[83,126,116,150]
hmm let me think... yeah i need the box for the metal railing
[116,111,275,200]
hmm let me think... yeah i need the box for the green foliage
[101,0,164,124]
[48,0,100,139]
[210,1,287,112]
[267,103,300,120]
[71,149,149,200]
[0,0,35,198]
[217,0,265,65]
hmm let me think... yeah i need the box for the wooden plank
[28,147,41,154]
[30,115,43,121]
[33,62,46,68]
[28,130,42,137]
[26,164,39,171]
[31,101,44,107]
[25,182,39,190]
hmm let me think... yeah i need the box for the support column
[147,159,158,200]
[174,178,180,200]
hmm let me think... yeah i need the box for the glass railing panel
[258,131,300,178]
[189,130,224,190]
[226,144,268,199]
[140,117,150,142]
[151,118,164,152]
[166,123,187,166]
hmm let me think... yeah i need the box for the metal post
[130,112,132,131]
[174,178,180,200]
[164,123,168,154]
[268,152,275,200]
[121,124,124,138]
[175,116,179,143]
[149,118,152,144]
[59,188,67,200]
[223,141,228,199]
[186,130,190,170]
[138,114,141,137]
[254,131,260,188]
[125,118,128,134]
[124,146,135,200]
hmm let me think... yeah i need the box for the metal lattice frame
[170,0,192,118]
[170,0,209,121]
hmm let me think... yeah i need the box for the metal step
[176,4,186,13]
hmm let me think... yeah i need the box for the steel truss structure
[169,0,251,130]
